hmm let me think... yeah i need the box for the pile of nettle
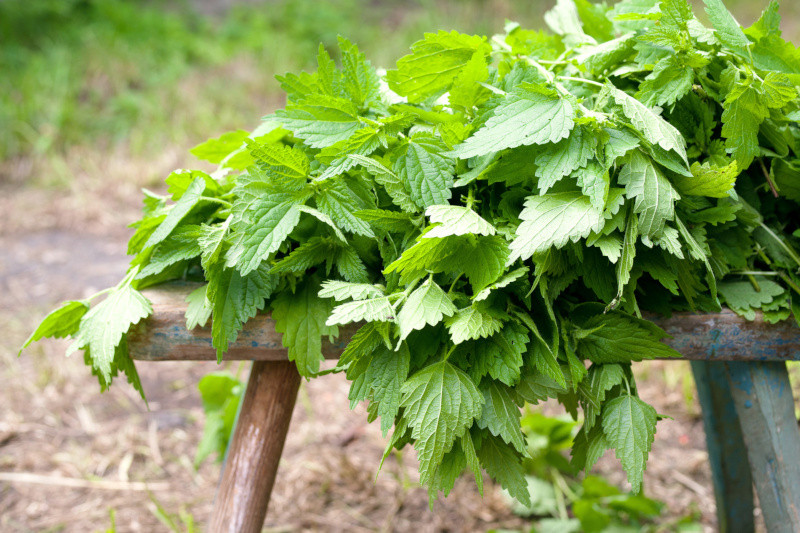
[23,0,800,504]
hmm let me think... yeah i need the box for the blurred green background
[1,0,797,197]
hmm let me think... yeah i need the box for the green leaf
[272,275,338,376]
[195,372,242,466]
[327,296,396,326]
[397,278,457,341]
[615,210,638,303]
[721,79,769,169]
[476,433,531,506]
[348,155,418,213]
[509,192,605,263]
[673,161,738,198]
[602,395,657,493]
[387,30,490,103]
[207,263,277,361]
[337,36,380,107]
[448,51,491,112]
[575,308,681,363]
[185,284,211,330]
[400,361,484,484]
[719,277,785,318]
[247,140,310,183]
[190,130,249,164]
[455,85,575,158]
[424,205,495,238]
[476,382,527,454]
[143,177,206,250]
[316,180,375,238]
[608,84,688,166]
[703,0,750,51]
[69,284,152,381]
[365,344,410,435]
[636,56,693,108]
[226,189,309,275]
[445,305,505,344]
[393,135,455,209]
[465,324,528,386]
[618,151,680,238]
[534,126,597,193]
[21,300,89,354]
[274,95,363,148]
[319,280,384,301]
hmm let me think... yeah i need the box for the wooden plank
[209,361,301,533]
[690,361,754,533]
[128,282,800,362]
[725,361,800,533]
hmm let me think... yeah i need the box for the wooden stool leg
[725,361,800,533]
[691,361,754,533]
[209,361,301,533]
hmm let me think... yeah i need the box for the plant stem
[199,196,232,208]
[558,75,605,88]
[759,222,800,269]
[758,158,779,198]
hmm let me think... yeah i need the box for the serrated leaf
[387,30,490,103]
[400,361,484,484]
[424,205,495,238]
[143,177,206,250]
[272,275,338,376]
[608,84,688,166]
[636,56,693,108]
[337,36,381,107]
[476,433,531,506]
[477,382,527,454]
[319,280,384,301]
[445,305,505,344]
[618,151,680,238]
[394,135,455,209]
[247,139,310,183]
[721,79,769,169]
[575,310,681,363]
[455,85,575,158]
[703,0,749,51]
[602,395,657,493]
[365,344,410,435]
[327,296,396,326]
[226,189,309,275]
[673,161,738,198]
[316,180,375,237]
[509,192,605,263]
[348,155,418,213]
[69,284,152,381]
[397,278,456,341]
[535,126,597,193]
[274,95,363,148]
[21,300,89,354]
[207,263,277,361]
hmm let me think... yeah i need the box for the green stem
[779,272,800,297]
[551,469,570,520]
[759,222,800,269]
[199,196,232,208]
[448,273,463,295]
[558,75,605,88]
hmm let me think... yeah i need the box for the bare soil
[0,173,765,533]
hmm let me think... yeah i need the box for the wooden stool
[128,283,800,533]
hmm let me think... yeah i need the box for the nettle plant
[22,0,800,505]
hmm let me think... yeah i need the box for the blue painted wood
[726,361,800,533]
[691,361,754,533]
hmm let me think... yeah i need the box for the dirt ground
[0,155,771,532]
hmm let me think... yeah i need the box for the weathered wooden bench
[128,282,800,533]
